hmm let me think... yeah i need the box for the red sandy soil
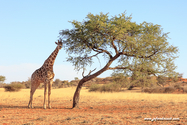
[0,98,186,125]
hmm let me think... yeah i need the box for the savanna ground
[0,87,186,125]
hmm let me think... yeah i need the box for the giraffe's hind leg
[48,79,53,109]
[28,81,40,108]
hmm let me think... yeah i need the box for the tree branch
[92,48,113,59]
[111,40,118,54]
[83,52,102,59]
[82,68,97,78]
[108,66,134,71]
[121,50,158,59]
[81,38,113,59]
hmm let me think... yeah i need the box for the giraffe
[28,40,62,109]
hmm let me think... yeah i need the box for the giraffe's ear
[55,42,58,44]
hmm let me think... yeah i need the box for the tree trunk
[72,79,86,108]
[72,72,106,108]
[72,54,121,108]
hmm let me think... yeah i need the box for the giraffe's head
[55,39,63,49]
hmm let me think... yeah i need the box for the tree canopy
[59,12,178,77]
[59,12,179,108]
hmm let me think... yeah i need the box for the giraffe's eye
[59,45,62,49]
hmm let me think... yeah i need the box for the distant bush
[101,83,122,92]
[0,75,6,88]
[74,77,79,80]
[173,84,182,89]
[0,75,6,83]
[89,84,101,92]
[0,83,6,88]
[143,87,165,93]
[4,83,24,92]
[89,83,122,92]
[111,72,130,88]
[164,86,175,93]
[53,79,73,88]
[143,86,177,93]
[183,86,187,93]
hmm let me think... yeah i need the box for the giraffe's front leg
[48,79,53,109]
[43,82,47,109]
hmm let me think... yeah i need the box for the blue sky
[0,0,187,83]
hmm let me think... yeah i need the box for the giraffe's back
[31,67,54,82]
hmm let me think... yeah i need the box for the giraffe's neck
[42,46,59,70]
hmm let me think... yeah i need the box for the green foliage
[59,12,179,82]
[89,83,122,92]
[157,75,168,87]
[53,79,73,88]
[129,70,157,88]
[111,72,130,88]
[74,77,79,80]
[101,83,122,92]
[24,78,31,88]
[53,79,62,88]
[0,75,6,83]
[88,83,101,92]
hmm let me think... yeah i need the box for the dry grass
[1,87,186,103]
[0,87,186,124]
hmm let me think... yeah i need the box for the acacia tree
[59,12,178,108]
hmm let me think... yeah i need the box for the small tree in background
[59,12,179,108]
[53,79,62,88]
[0,75,6,88]
[74,77,79,80]
[0,75,6,83]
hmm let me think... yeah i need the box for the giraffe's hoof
[28,105,31,108]
[48,104,51,109]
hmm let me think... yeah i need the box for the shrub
[164,86,175,93]
[53,79,62,88]
[130,75,157,89]
[100,83,122,92]
[183,86,187,93]
[4,83,24,92]
[0,83,6,88]
[89,83,122,92]
[143,88,151,93]
[24,78,31,88]
[74,77,79,80]
[143,86,176,93]
[150,87,165,93]
[143,87,165,93]
[53,79,72,88]
[111,73,130,88]
[89,84,101,92]
[173,84,182,89]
